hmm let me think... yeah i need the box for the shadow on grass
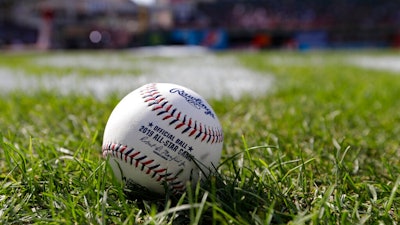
[119,142,306,225]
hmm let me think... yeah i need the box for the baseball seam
[102,142,185,193]
[140,83,224,144]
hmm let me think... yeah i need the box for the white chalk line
[0,48,274,100]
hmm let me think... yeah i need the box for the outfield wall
[132,27,397,50]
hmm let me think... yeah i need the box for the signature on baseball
[140,136,190,167]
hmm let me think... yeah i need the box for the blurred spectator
[1,0,400,49]
[36,8,54,50]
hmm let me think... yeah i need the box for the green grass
[1,50,399,224]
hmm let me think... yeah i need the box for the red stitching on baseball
[102,142,184,193]
[154,168,167,173]
[140,84,223,144]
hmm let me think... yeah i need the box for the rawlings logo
[170,88,215,119]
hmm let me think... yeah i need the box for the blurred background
[1,0,400,51]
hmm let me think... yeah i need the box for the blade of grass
[385,175,400,213]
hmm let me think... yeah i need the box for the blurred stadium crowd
[1,0,400,50]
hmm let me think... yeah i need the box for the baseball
[102,83,223,194]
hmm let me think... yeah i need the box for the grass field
[0,49,399,224]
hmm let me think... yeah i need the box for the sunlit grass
[1,50,399,224]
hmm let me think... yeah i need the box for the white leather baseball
[102,83,223,194]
